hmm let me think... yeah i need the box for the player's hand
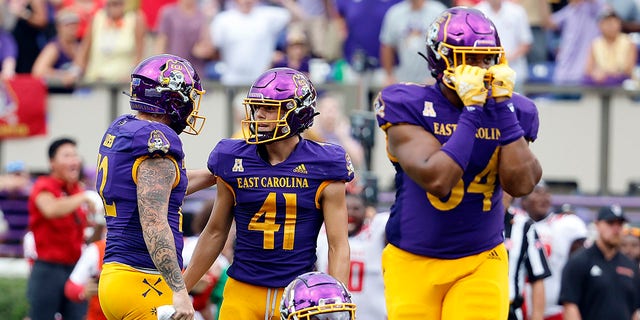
[446,65,488,107]
[83,277,99,298]
[488,60,516,99]
[172,289,195,320]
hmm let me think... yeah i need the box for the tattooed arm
[137,157,194,320]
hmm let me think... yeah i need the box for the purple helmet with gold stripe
[241,67,317,144]
[426,7,504,86]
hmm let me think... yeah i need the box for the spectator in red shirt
[27,137,97,320]
[141,0,177,31]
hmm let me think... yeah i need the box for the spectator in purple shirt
[0,4,17,80]
[0,26,17,80]
[154,0,212,77]
[334,0,402,73]
[541,0,606,85]
[32,9,82,90]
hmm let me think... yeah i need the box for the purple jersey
[375,83,539,259]
[0,31,17,62]
[207,138,355,287]
[97,114,187,270]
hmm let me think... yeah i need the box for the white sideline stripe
[0,258,29,278]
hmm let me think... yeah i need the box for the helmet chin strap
[169,121,187,134]
[418,51,441,80]
[418,51,428,62]
[167,104,191,134]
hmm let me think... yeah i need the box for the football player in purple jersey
[96,54,208,320]
[183,67,355,320]
[374,7,542,320]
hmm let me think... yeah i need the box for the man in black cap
[559,205,640,320]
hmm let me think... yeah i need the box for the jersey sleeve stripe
[217,178,237,206]
[315,181,333,209]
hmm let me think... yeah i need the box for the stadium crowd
[0,0,637,88]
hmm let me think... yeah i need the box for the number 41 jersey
[375,83,539,259]
[207,138,355,288]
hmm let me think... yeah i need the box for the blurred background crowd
[0,0,637,90]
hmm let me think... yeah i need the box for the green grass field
[0,277,29,320]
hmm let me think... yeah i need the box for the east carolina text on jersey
[236,176,310,189]
[432,122,501,140]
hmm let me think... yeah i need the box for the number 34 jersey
[207,138,355,288]
[375,83,539,259]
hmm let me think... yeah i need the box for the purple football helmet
[129,54,206,135]
[241,67,318,144]
[280,272,356,320]
[426,7,504,89]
